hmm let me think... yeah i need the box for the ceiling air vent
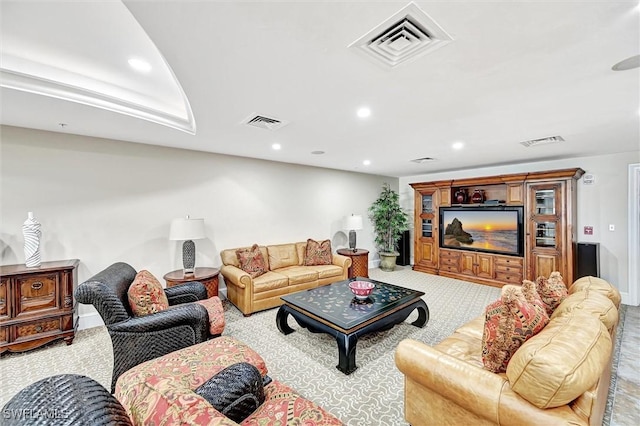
[242,113,289,131]
[519,135,565,148]
[411,157,437,164]
[348,2,453,68]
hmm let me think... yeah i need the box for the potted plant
[368,183,410,271]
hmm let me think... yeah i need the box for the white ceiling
[1,0,639,177]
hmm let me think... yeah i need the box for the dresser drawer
[16,273,59,316]
[14,317,62,342]
[440,264,460,273]
[495,271,523,284]
[494,257,523,268]
[495,263,523,274]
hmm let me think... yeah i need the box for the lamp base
[348,230,357,252]
[182,240,195,274]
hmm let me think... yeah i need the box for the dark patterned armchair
[75,262,223,392]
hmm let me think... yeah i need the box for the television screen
[439,206,524,257]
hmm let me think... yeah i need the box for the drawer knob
[31,281,43,290]
[35,325,43,332]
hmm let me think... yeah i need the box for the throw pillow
[482,285,550,373]
[236,244,266,278]
[127,270,169,316]
[534,271,568,315]
[195,362,265,423]
[304,239,332,266]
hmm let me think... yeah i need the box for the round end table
[337,248,369,278]
[163,267,220,298]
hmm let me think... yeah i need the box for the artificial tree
[368,183,409,271]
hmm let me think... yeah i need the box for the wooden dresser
[0,259,79,353]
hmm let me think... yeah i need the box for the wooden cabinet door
[0,278,9,320]
[460,253,475,276]
[15,273,59,317]
[413,187,439,271]
[476,254,494,279]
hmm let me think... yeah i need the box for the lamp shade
[344,214,363,231]
[169,217,205,241]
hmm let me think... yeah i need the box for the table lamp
[169,216,205,274]
[343,214,363,252]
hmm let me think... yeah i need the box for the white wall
[400,151,640,305]
[0,125,396,328]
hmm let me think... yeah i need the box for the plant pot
[379,252,398,272]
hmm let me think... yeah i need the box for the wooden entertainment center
[410,168,584,287]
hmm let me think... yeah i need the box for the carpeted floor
[0,267,634,425]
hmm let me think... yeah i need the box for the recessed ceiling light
[128,58,151,73]
[311,150,325,155]
[452,142,464,150]
[363,160,371,166]
[357,107,371,118]
[272,143,281,150]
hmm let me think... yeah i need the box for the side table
[163,267,220,298]
[337,249,369,278]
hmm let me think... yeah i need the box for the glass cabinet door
[422,194,433,214]
[534,189,555,215]
[422,219,433,238]
[534,220,556,248]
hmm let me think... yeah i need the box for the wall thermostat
[583,174,595,185]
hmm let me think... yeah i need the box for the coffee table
[276,277,429,374]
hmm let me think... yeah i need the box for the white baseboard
[620,291,638,307]
[77,312,104,330]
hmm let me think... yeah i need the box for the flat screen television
[439,206,524,257]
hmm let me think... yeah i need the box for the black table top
[280,277,425,330]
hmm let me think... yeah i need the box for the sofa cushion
[127,270,169,316]
[482,285,549,373]
[252,271,289,293]
[304,239,333,266]
[308,264,344,279]
[551,290,618,333]
[570,276,621,308]
[194,362,264,423]
[236,244,267,278]
[507,312,612,409]
[276,266,319,285]
[534,271,568,315]
[267,244,299,270]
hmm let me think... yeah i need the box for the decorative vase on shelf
[471,190,485,204]
[454,189,467,204]
[23,212,42,268]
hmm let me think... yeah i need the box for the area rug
[0,267,628,426]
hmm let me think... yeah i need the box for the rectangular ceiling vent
[242,113,289,131]
[348,2,453,68]
[520,135,565,148]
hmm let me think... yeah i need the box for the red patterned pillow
[482,285,550,373]
[236,244,266,278]
[127,270,169,316]
[303,239,332,266]
[535,271,568,315]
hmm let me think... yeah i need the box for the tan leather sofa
[220,242,351,315]
[395,276,621,426]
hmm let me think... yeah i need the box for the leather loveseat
[220,241,351,315]
[395,276,621,426]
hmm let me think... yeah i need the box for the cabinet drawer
[16,274,59,316]
[495,264,523,274]
[440,256,459,267]
[440,264,460,273]
[494,257,523,268]
[14,318,62,341]
[495,271,523,284]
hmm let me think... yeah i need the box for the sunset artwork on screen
[440,207,523,256]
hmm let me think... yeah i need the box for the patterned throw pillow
[236,244,266,278]
[127,270,169,316]
[304,239,332,266]
[535,271,568,315]
[482,285,550,373]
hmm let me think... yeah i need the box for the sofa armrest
[332,254,352,270]
[395,339,505,424]
[220,265,253,290]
